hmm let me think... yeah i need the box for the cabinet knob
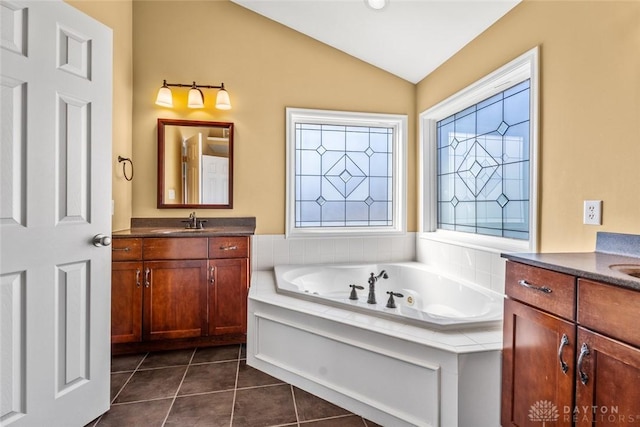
[210,266,215,285]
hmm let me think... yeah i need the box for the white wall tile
[416,237,507,295]
[251,233,416,271]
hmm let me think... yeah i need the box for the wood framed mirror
[157,118,233,208]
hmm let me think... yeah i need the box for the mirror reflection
[157,119,233,208]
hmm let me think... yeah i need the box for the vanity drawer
[578,279,640,347]
[142,237,208,260]
[112,238,142,261]
[209,236,249,259]
[506,261,576,320]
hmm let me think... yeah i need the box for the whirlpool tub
[274,262,503,329]
[248,261,504,426]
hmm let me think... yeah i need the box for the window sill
[419,230,533,254]
[286,227,407,239]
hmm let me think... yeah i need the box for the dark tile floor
[87,345,382,427]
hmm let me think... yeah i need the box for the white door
[1,1,112,426]
[201,155,229,204]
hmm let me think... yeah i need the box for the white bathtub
[248,262,504,426]
[274,262,503,329]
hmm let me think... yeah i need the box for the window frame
[419,47,539,253]
[286,107,408,238]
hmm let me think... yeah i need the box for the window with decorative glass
[286,108,407,237]
[420,48,538,252]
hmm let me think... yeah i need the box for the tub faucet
[367,270,389,304]
[385,291,404,309]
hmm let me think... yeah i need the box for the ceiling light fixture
[365,0,388,10]
[155,80,232,110]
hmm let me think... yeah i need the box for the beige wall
[416,0,640,252]
[131,1,416,234]
[69,0,640,249]
[66,0,133,232]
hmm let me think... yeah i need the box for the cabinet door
[143,260,208,341]
[111,261,143,343]
[574,327,640,426]
[502,298,576,427]
[208,258,248,336]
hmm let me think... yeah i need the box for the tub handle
[349,284,364,300]
[518,279,552,294]
[557,333,569,374]
[386,291,404,309]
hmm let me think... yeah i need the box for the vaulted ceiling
[231,0,521,83]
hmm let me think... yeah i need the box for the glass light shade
[188,88,204,108]
[215,89,232,110]
[366,0,387,10]
[155,86,173,107]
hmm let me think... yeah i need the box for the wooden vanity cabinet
[502,261,640,426]
[111,234,250,352]
[502,261,577,427]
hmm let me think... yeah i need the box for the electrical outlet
[583,200,602,225]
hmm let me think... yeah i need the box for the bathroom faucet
[183,212,206,229]
[367,270,389,304]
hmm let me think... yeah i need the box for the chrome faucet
[367,270,389,304]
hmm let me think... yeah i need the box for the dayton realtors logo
[529,400,559,426]
[529,401,638,424]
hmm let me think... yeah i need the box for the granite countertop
[502,231,640,292]
[112,217,256,238]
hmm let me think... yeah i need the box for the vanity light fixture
[155,80,232,110]
[365,0,388,10]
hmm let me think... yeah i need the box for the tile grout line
[290,384,301,427]
[95,352,149,426]
[160,348,197,427]
[229,345,242,427]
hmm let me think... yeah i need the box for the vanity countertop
[502,251,640,291]
[112,216,256,238]
[503,231,640,292]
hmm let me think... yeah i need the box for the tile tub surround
[251,233,416,271]
[248,270,503,427]
[87,345,382,427]
[416,236,507,295]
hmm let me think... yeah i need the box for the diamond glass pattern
[295,123,393,227]
[436,80,530,239]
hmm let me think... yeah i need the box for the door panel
[575,327,640,426]
[0,1,112,425]
[143,260,208,341]
[502,298,576,427]
[209,258,248,336]
[112,262,143,344]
